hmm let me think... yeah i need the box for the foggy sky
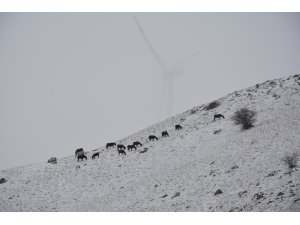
[1,13,300,170]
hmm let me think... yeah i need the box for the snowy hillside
[1,74,300,212]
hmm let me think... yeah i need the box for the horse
[149,135,158,141]
[162,131,169,137]
[127,145,136,151]
[92,152,99,159]
[214,114,225,120]
[117,144,126,150]
[106,142,116,149]
[175,124,182,130]
[77,154,87,161]
[133,141,142,147]
[117,149,126,155]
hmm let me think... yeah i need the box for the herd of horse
[75,113,225,161]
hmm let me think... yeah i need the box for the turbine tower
[133,16,199,119]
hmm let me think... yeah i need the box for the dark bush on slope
[205,101,220,110]
[282,152,299,171]
[231,108,256,130]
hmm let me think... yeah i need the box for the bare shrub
[282,152,299,171]
[231,108,256,130]
[206,101,220,110]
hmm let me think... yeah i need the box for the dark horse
[149,135,158,141]
[133,141,142,147]
[162,131,169,137]
[117,144,126,150]
[127,145,136,151]
[175,124,182,130]
[77,154,87,161]
[214,114,225,120]
[117,149,126,155]
[92,152,99,159]
[106,142,116,149]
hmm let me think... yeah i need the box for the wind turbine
[133,16,199,119]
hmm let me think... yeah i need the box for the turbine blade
[166,76,173,116]
[171,50,200,72]
[133,16,166,74]
[158,75,168,119]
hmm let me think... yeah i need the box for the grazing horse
[127,144,136,151]
[175,124,182,130]
[106,142,116,149]
[214,114,225,120]
[117,149,126,155]
[133,141,142,147]
[149,135,158,141]
[92,152,99,159]
[162,131,169,137]
[77,154,87,161]
[117,144,126,150]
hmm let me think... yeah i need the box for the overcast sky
[0,13,300,170]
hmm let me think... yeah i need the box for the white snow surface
[1,75,300,212]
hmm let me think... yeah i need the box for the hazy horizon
[1,13,300,170]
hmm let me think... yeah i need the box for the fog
[1,13,300,170]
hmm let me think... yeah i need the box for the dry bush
[282,152,299,171]
[231,108,256,130]
[206,101,220,110]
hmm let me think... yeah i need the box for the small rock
[230,165,238,170]
[253,192,264,200]
[238,190,247,198]
[139,148,148,153]
[213,129,221,134]
[0,178,7,184]
[214,189,223,195]
[47,157,57,164]
[277,192,284,196]
[161,194,168,198]
[154,184,158,188]
[186,206,191,209]
[172,192,181,198]
[265,171,278,177]
[294,198,300,203]
[190,109,197,114]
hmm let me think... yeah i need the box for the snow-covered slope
[1,75,300,212]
